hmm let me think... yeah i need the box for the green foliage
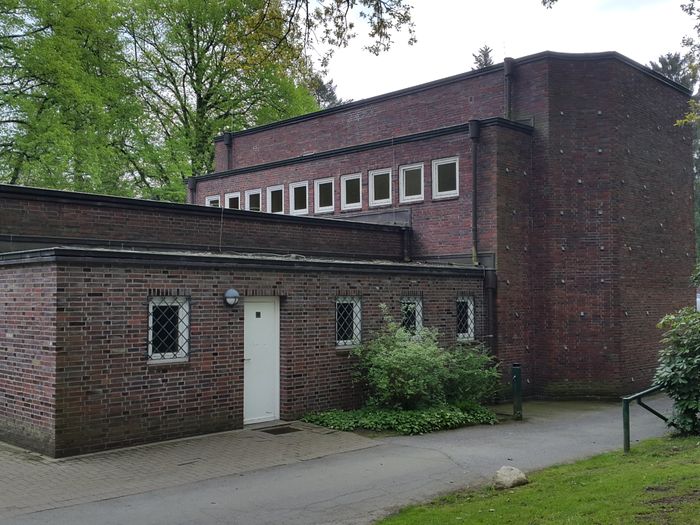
[472,45,494,70]
[351,307,500,410]
[0,0,412,199]
[302,405,496,435]
[443,344,501,405]
[0,0,141,195]
[352,315,447,409]
[655,307,700,434]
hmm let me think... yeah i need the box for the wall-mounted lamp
[224,288,240,307]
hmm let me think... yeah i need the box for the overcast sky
[324,0,696,101]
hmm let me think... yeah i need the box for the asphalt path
[6,397,673,525]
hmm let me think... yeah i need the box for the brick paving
[0,422,376,520]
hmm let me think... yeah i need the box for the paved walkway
[0,397,673,525]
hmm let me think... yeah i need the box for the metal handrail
[622,384,670,453]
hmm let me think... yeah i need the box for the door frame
[243,296,280,424]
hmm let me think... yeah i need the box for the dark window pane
[319,182,333,208]
[270,189,283,213]
[373,172,390,201]
[228,196,240,209]
[294,186,307,210]
[152,305,179,355]
[404,168,422,197]
[345,178,360,204]
[249,193,260,211]
[457,297,474,339]
[401,305,416,330]
[208,198,220,207]
[437,162,457,193]
[401,299,422,332]
[336,302,354,342]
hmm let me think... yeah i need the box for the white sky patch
[324,0,696,101]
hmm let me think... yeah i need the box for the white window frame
[289,181,309,215]
[267,185,284,214]
[148,296,190,363]
[400,296,423,332]
[335,296,362,347]
[399,163,424,203]
[432,156,459,199]
[369,168,392,207]
[314,178,335,214]
[456,296,475,341]
[204,195,221,207]
[224,192,241,209]
[341,173,362,211]
[245,189,261,211]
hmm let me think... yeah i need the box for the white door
[243,297,280,424]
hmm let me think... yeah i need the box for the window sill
[369,201,392,209]
[432,194,460,202]
[399,197,424,205]
[335,346,356,356]
[147,357,190,366]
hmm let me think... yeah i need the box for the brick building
[0,51,695,457]
[190,51,695,397]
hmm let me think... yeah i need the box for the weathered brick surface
[215,69,505,171]
[493,126,536,392]
[0,251,485,456]
[529,58,694,396]
[201,131,504,261]
[202,52,695,397]
[0,185,406,261]
[0,264,57,456]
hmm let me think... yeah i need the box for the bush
[443,343,501,405]
[352,316,447,409]
[351,307,500,410]
[301,405,496,435]
[655,307,700,434]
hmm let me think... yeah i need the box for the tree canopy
[472,45,494,70]
[0,0,414,200]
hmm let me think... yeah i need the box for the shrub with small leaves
[352,306,500,410]
[351,309,447,409]
[443,343,500,405]
[655,307,700,434]
[301,405,496,435]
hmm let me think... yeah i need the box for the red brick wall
[216,69,506,170]
[6,251,483,456]
[530,58,693,396]
[493,126,536,392]
[0,186,405,261]
[0,263,57,456]
[203,53,696,397]
[611,61,695,392]
[200,132,492,261]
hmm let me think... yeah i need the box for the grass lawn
[379,437,700,524]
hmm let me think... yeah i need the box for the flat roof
[0,246,487,277]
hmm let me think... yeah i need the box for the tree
[0,0,142,195]
[1,0,415,200]
[307,73,347,109]
[649,52,698,91]
[472,45,494,70]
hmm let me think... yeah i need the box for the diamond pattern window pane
[148,296,190,361]
[457,296,475,341]
[401,297,423,332]
[336,296,361,346]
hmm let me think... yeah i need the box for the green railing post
[512,363,523,421]
[623,397,631,453]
